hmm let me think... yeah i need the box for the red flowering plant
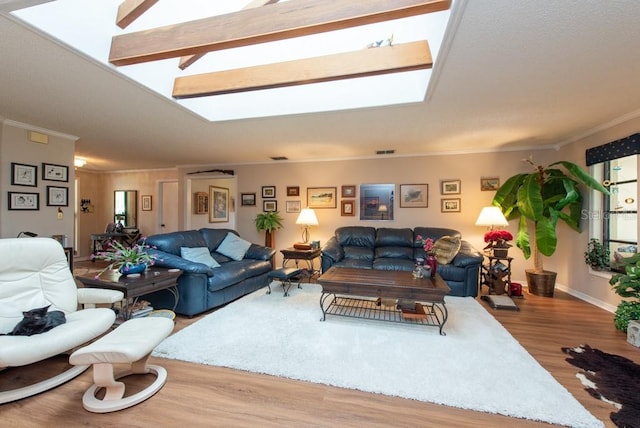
[483,230,513,250]
[415,235,435,255]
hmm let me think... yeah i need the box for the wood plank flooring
[2,268,637,427]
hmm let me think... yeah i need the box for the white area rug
[153,283,603,427]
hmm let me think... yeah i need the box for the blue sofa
[321,226,483,297]
[143,228,275,316]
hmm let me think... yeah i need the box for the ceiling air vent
[270,156,288,161]
[376,150,395,155]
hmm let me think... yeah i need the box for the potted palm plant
[254,211,284,248]
[492,158,609,296]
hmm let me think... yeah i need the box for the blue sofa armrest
[149,249,215,276]
[451,241,483,268]
[321,237,344,272]
[245,244,276,261]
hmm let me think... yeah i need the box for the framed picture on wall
[399,184,428,208]
[262,186,276,198]
[341,185,356,198]
[441,198,461,213]
[42,163,69,182]
[209,186,229,223]
[440,179,461,195]
[480,177,500,191]
[263,200,277,212]
[286,200,301,213]
[141,195,152,211]
[287,186,300,197]
[241,193,256,206]
[341,200,355,216]
[11,162,37,187]
[46,186,68,206]
[307,187,337,209]
[8,192,39,210]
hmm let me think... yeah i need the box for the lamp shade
[377,204,388,212]
[475,206,508,227]
[296,208,319,226]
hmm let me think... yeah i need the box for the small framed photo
[141,195,152,211]
[287,186,300,197]
[209,186,229,223]
[441,198,461,213]
[42,163,69,182]
[307,187,337,209]
[8,192,39,210]
[441,179,461,195]
[286,200,301,213]
[341,200,355,216]
[341,185,356,198]
[241,193,256,206]
[11,162,37,187]
[262,186,276,198]
[263,200,277,212]
[46,186,68,206]
[480,177,500,191]
[399,184,428,208]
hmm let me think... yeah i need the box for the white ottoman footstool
[69,317,174,413]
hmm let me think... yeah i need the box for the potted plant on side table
[492,158,609,297]
[584,238,610,270]
[92,238,158,278]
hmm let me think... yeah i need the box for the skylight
[13,1,452,122]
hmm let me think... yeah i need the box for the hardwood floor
[2,269,637,427]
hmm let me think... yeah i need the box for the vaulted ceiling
[1,0,639,171]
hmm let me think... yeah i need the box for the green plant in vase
[254,211,284,248]
[584,238,610,270]
[492,158,609,296]
[92,238,158,277]
[609,253,640,332]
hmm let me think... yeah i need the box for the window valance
[586,133,639,166]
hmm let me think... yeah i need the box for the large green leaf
[535,216,557,256]
[550,161,610,194]
[516,216,531,259]
[493,174,527,218]
[517,174,543,220]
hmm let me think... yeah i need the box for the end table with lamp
[281,208,321,279]
[475,206,519,311]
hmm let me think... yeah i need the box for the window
[591,154,638,271]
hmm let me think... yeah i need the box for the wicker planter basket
[526,269,557,297]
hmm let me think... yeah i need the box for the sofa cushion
[433,235,462,264]
[413,227,461,246]
[375,246,413,260]
[335,227,376,248]
[180,247,220,268]
[216,232,252,261]
[375,228,413,247]
[145,230,207,256]
[344,246,374,262]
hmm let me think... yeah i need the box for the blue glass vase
[119,263,147,275]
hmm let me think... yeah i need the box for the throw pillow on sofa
[216,232,252,261]
[433,236,462,264]
[181,247,221,268]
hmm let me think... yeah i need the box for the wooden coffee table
[76,267,182,320]
[317,267,451,335]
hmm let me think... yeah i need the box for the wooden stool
[69,317,174,413]
[267,267,303,296]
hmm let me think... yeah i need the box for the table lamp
[475,206,508,230]
[296,208,319,246]
[378,204,388,220]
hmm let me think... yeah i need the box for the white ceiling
[1,0,639,172]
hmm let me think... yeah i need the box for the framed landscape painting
[441,179,461,195]
[241,193,256,206]
[441,198,461,213]
[307,187,337,209]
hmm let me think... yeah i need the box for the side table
[75,267,182,320]
[480,254,519,311]
[280,247,321,280]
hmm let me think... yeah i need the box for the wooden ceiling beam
[172,40,432,99]
[178,0,280,71]
[116,0,159,29]
[110,0,450,66]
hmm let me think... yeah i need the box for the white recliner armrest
[77,288,124,308]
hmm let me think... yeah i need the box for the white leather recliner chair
[0,238,123,404]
